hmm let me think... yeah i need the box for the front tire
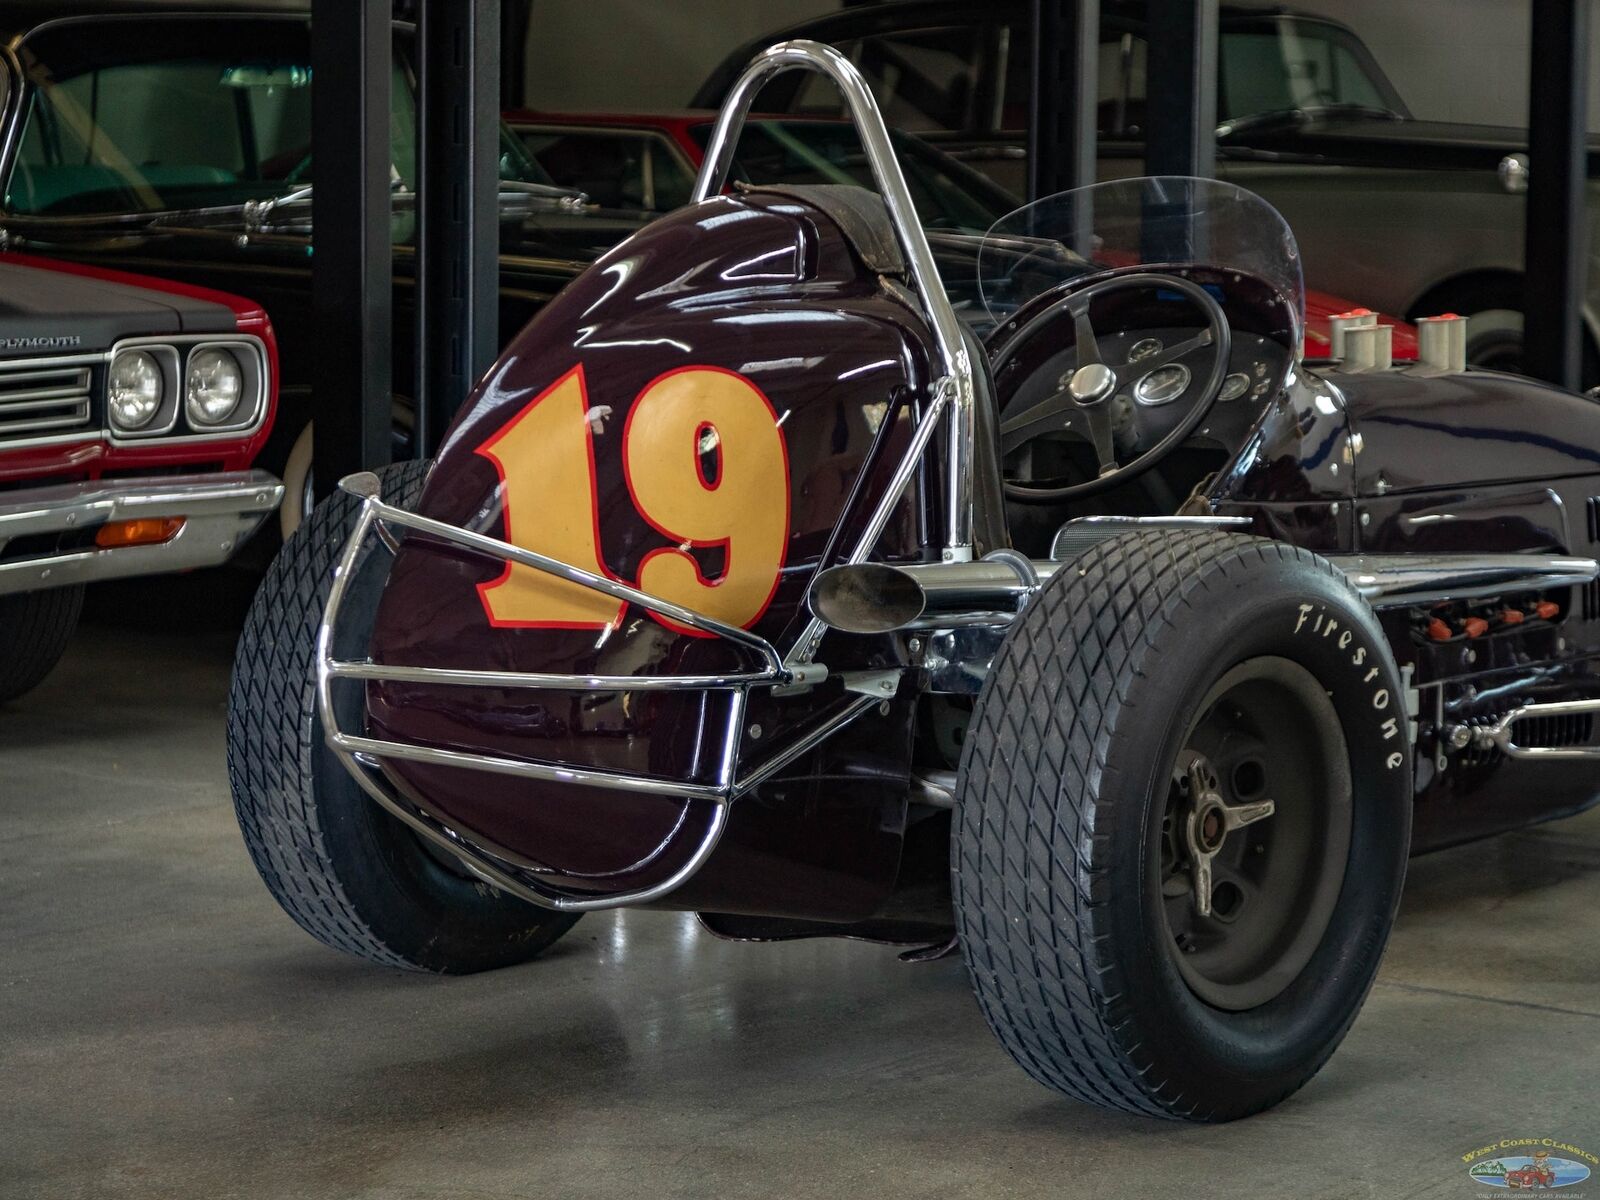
[953,530,1411,1120]
[227,460,581,972]
[0,586,83,705]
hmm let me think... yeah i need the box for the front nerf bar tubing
[694,39,977,564]
[316,473,881,912]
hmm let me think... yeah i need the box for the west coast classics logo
[1465,1140,1596,1191]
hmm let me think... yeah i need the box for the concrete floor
[4,576,1600,1200]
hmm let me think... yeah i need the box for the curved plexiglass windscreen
[976,177,1305,345]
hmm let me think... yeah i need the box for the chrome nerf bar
[694,39,977,564]
[315,473,880,912]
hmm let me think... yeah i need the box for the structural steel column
[416,0,503,454]
[311,0,393,494]
[1524,0,1591,390]
[1143,0,1217,179]
[1028,0,1100,201]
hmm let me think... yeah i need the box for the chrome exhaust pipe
[809,552,1053,634]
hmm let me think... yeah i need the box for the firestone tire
[0,585,83,705]
[952,530,1411,1121]
[227,460,581,972]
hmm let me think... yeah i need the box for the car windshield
[3,17,553,219]
[688,120,1016,232]
[976,176,1305,345]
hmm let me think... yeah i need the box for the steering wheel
[988,272,1232,502]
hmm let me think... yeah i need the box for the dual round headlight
[107,346,249,433]
[107,350,164,431]
[185,348,244,427]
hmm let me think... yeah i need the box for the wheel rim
[1155,656,1353,1011]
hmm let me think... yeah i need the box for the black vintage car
[0,0,592,536]
[228,43,1600,1123]
[0,252,282,701]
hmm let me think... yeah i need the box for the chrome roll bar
[694,39,977,565]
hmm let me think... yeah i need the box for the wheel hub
[1181,755,1275,917]
[1156,657,1355,1011]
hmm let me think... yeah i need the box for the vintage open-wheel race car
[227,42,1600,1122]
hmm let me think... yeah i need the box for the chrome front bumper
[317,472,895,913]
[0,469,283,596]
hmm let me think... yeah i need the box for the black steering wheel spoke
[988,272,1233,503]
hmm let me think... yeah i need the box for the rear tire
[952,530,1411,1120]
[0,586,83,704]
[227,460,581,972]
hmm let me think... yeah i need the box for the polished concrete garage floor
[5,576,1600,1199]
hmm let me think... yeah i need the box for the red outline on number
[473,363,627,630]
[621,364,791,639]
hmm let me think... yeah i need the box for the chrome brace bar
[317,477,887,911]
[694,39,976,563]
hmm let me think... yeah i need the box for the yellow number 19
[476,364,790,634]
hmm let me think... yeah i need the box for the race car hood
[0,258,237,353]
[1333,368,1600,496]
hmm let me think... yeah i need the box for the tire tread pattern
[953,529,1371,1120]
[0,585,84,704]
[227,463,430,970]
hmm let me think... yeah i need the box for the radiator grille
[0,360,93,438]
[1513,710,1595,748]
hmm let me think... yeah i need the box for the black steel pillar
[1027,0,1099,201]
[1523,0,1590,390]
[1143,0,1217,179]
[311,0,393,495]
[416,0,502,455]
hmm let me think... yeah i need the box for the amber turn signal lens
[94,517,185,549]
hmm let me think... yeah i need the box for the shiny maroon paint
[361,186,1600,928]
[366,190,930,917]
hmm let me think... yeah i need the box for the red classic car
[504,108,1419,360]
[1506,1163,1558,1189]
[0,253,282,702]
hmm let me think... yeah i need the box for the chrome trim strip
[692,39,976,563]
[0,468,283,596]
[1328,553,1599,608]
[326,660,773,693]
[329,730,732,801]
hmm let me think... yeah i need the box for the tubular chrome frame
[317,473,884,912]
[693,39,977,565]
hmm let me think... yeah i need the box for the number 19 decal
[476,364,790,634]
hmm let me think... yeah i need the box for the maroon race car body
[228,39,1600,1124]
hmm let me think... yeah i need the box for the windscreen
[976,176,1305,346]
